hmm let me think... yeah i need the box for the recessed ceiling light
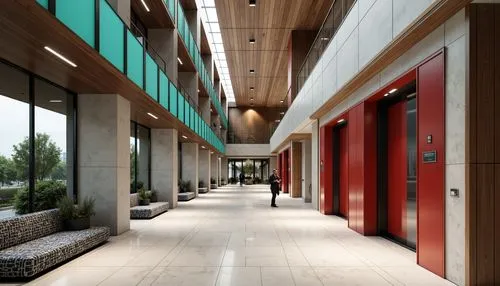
[383,93,389,97]
[250,87,254,90]
[275,119,281,122]
[321,37,329,41]
[249,0,256,6]
[147,112,158,119]
[211,108,213,112]
[337,119,345,123]
[249,38,256,44]
[249,69,255,74]
[389,88,397,94]
[197,89,200,93]
[201,146,206,149]
[182,135,188,139]
[211,151,214,154]
[280,100,284,103]
[44,46,77,67]
[250,98,254,101]
[49,99,62,103]
[140,0,150,12]
[177,58,183,65]
[280,111,285,115]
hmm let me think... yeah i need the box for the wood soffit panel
[215,0,333,107]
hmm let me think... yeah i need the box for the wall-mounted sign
[423,150,437,163]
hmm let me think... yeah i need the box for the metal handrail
[295,0,357,95]
[129,21,168,73]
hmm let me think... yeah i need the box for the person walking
[239,172,245,187]
[269,169,281,207]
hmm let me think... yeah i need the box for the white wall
[301,139,312,203]
[270,0,438,151]
[226,144,271,157]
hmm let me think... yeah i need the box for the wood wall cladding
[228,106,286,144]
[467,4,500,285]
[215,0,333,107]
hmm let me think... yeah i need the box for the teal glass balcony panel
[37,0,49,9]
[56,0,95,48]
[169,81,178,116]
[164,0,175,19]
[126,31,144,88]
[145,54,158,100]
[184,98,190,127]
[100,0,124,72]
[177,91,185,122]
[159,71,169,109]
[189,106,194,131]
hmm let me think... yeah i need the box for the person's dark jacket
[239,173,245,182]
[269,174,280,192]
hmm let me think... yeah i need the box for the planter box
[178,192,195,201]
[198,187,209,194]
[210,184,218,189]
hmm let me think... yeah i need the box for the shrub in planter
[254,177,262,184]
[130,180,144,194]
[138,188,151,205]
[57,196,96,231]
[210,177,216,184]
[229,177,237,184]
[14,180,66,215]
[147,190,158,202]
[198,180,205,188]
[179,180,192,193]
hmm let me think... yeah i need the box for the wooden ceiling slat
[215,0,333,107]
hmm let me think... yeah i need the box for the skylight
[199,0,235,103]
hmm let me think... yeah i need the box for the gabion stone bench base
[0,227,110,278]
[178,192,195,201]
[198,187,209,194]
[130,202,169,219]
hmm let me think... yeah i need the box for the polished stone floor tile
[15,185,455,286]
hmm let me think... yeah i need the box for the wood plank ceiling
[215,0,333,107]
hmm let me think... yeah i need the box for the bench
[198,187,209,194]
[0,209,109,279]
[129,193,169,219]
[178,192,195,201]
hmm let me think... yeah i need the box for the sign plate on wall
[423,150,437,163]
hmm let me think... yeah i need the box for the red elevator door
[387,101,407,241]
[339,126,349,217]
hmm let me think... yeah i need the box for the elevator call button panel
[423,150,437,163]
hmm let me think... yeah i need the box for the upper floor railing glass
[296,0,357,94]
[36,0,225,153]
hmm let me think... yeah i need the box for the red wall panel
[348,103,378,235]
[387,101,408,240]
[417,52,445,277]
[320,126,334,214]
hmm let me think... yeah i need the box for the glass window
[34,79,75,208]
[130,122,150,193]
[0,63,29,218]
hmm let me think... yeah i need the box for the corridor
[18,185,452,286]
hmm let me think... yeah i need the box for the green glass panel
[184,100,190,127]
[126,31,144,88]
[56,0,95,47]
[37,0,49,9]
[177,92,184,122]
[100,0,124,71]
[169,82,177,115]
[145,54,158,100]
[159,71,169,109]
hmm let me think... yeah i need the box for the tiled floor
[4,185,455,286]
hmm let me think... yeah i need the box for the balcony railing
[36,0,225,153]
[296,0,357,94]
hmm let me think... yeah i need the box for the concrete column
[199,96,211,123]
[78,94,130,236]
[302,139,312,203]
[311,120,319,210]
[218,157,222,186]
[178,72,199,106]
[198,148,211,189]
[185,10,200,46]
[221,157,228,185]
[203,54,214,83]
[108,0,131,28]
[151,129,178,209]
[181,143,199,196]
[149,29,178,83]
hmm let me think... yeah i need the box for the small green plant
[14,181,66,214]
[210,177,216,184]
[138,188,152,201]
[179,180,192,193]
[198,180,205,188]
[57,196,96,220]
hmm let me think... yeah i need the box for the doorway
[333,123,349,218]
[378,81,417,249]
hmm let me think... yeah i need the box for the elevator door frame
[332,123,348,217]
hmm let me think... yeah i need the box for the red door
[339,126,349,217]
[387,101,408,240]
